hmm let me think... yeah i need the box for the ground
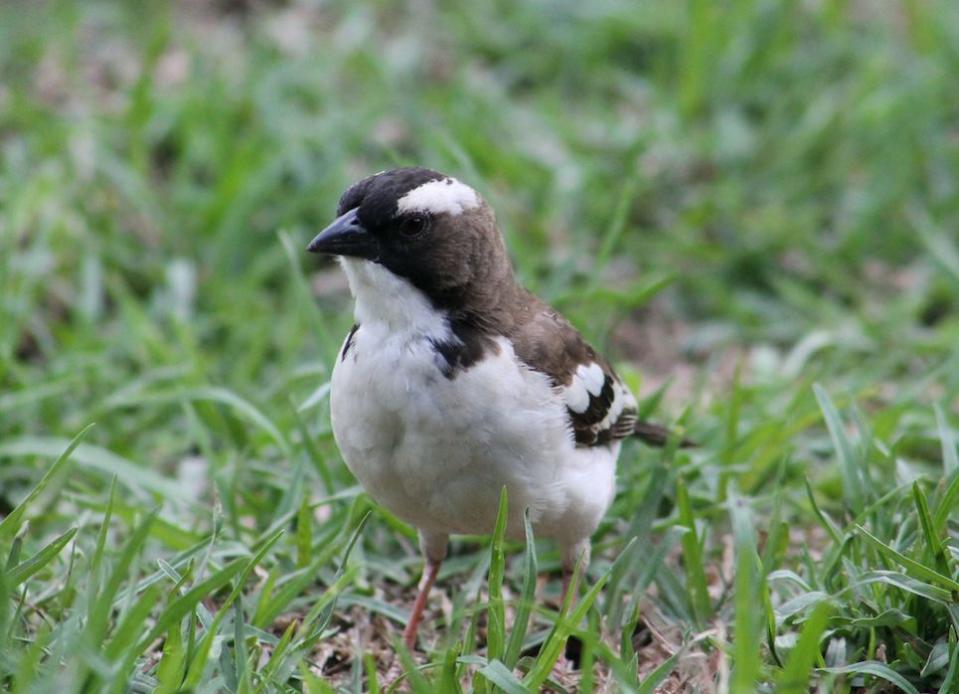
[2,1,959,692]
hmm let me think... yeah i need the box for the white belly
[329,324,619,544]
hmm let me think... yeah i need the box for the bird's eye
[399,214,429,238]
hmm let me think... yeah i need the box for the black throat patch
[340,324,359,362]
[429,320,500,379]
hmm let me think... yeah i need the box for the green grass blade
[855,525,959,591]
[269,514,366,661]
[296,496,312,569]
[104,584,164,661]
[730,491,761,694]
[940,637,959,694]
[818,661,921,694]
[934,470,959,536]
[676,477,711,625]
[776,602,832,692]
[592,172,640,277]
[290,400,336,494]
[935,403,958,477]
[637,651,681,694]
[155,616,186,694]
[255,618,298,693]
[486,487,509,664]
[393,642,434,694]
[136,556,247,653]
[0,557,9,655]
[814,384,865,514]
[504,508,537,669]
[0,437,184,500]
[8,527,78,587]
[301,663,337,694]
[477,660,528,694]
[522,545,618,691]
[913,207,959,286]
[86,510,158,642]
[233,598,250,693]
[256,525,347,628]
[365,652,382,694]
[436,644,461,694]
[181,528,285,687]
[178,386,292,457]
[845,571,953,604]
[0,423,93,543]
[912,481,949,574]
[803,478,842,545]
[90,477,118,580]
[11,623,52,693]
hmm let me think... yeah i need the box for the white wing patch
[563,377,590,414]
[396,177,480,216]
[578,363,605,396]
[562,362,605,414]
[560,362,641,445]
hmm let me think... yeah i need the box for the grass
[2,0,959,691]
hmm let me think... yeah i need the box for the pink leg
[402,559,441,649]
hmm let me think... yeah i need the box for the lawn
[2,1,959,692]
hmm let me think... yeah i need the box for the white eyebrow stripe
[396,177,480,216]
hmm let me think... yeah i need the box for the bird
[306,167,685,649]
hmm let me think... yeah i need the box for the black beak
[306,208,378,259]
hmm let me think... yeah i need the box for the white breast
[329,259,619,545]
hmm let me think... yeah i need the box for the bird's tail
[633,420,695,448]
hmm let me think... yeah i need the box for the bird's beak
[306,208,378,259]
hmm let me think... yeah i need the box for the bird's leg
[403,559,441,649]
[403,530,449,650]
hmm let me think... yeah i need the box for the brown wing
[509,304,639,447]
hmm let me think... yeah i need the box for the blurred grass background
[2,1,959,692]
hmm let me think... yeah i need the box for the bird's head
[308,167,511,311]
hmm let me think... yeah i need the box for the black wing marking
[567,371,639,447]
